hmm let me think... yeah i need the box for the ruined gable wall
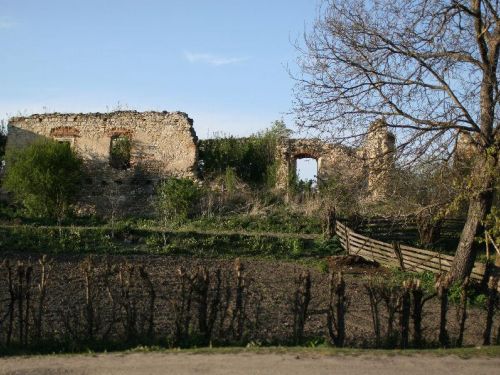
[6,111,198,216]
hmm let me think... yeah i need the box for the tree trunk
[448,155,496,283]
[416,215,443,247]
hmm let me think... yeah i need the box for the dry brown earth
[0,254,496,347]
[1,351,499,375]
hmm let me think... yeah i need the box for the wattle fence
[335,220,494,283]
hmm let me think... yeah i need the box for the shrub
[313,237,344,256]
[198,120,290,187]
[3,139,84,221]
[155,178,202,226]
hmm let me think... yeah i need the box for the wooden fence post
[325,208,336,239]
[344,226,351,255]
[392,242,405,271]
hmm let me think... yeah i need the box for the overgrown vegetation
[109,136,131,170]
[0,120,479,258]
[179,208,323,235]
[199,121,290,188]
[2,139,84,222]
[0,224,341,260]
[155,178,202,225]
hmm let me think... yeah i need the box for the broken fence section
[335,220,496,286]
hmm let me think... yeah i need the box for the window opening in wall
[54,137,73,147]
[109,135,131,170]
[295,157,318,193]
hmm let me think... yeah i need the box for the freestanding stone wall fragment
[275,138,363,190]
[363,119,396,199]
[5,111,198,216]
[275,119,395,200]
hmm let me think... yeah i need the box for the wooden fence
[335,220,489,282]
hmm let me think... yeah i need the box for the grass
[178,210,323,235]
[387,268,437,292]
[0,223,343,261]
[0,201,323,235]
[0,200,333,260]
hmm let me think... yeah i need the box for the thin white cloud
[0,18,17,29]
[184,51,248,66]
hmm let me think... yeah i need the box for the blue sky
[0,0,319,140]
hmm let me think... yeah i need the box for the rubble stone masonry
[6,111,198,216]
[275,119,396,199]
[5,111,395,216]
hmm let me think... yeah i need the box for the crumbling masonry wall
[5,111,395,216]
[275,139,364,187]
[363,119,397,199]
[275,119,396,199]
[6,111,198,216]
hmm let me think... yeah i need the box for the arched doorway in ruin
[275,139,326,191]
[293,152,320,190]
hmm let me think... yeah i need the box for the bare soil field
[0,253,496,350]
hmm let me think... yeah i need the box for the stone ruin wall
[4,111,395,216]
[275,139,365,189]
[6,111,198,216]
[275,119,396,199]
[363,119,397,199]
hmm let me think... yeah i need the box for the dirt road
[1,352,499,375]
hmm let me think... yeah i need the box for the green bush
[313,237,344,256]
[290,238,304,258]
[155,178,202,225]
[3,139,84,221]
[198,121,290,187]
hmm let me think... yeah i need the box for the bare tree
[294,0,499,282]
[390,160,462,246]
